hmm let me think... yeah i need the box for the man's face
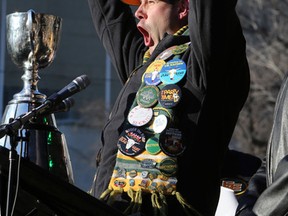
[135,0,182,54]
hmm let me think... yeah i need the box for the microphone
[53,97,75,113]
[0,76,89,139]
[46,74,90,105]
[42,97,75,115]
[36,75,90,115]
[0,98,76,139]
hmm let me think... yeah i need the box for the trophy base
[8,90,47,105]
[0,102,74,184]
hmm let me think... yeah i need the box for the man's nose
[135,5,147,20]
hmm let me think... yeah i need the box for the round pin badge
[172,43,190,55]
[141,159,157,169]
[145,136,161,155]
[153,107,172,120]
[143,60,165,86]
[141,171,149,178]
[129,170,138,178]
[128,105,153,127]
[144,107,171,133]
[117,128,146,156]
[114,179,126,188]
[221,178,248,196]
[115,167,126,178]
[159,84,182,109]
[148,172,158,180]
[155,46,177,61]
[159,128,186,157]
[129,179,135,186]
[159,59,187,84]
[153,114,168,133]
[158,158,177,177]
[136,85,160,108]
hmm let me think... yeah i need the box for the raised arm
[87,0,146,83]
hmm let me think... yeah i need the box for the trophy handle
[26,9,35,62]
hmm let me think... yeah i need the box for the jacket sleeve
[252,155,288,216]
[236,157,267,216]
[189,0,250,159]
[87,0,145,83]
[189,0,249,97]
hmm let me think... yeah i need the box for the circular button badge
[172,43,190,55]
[128,105,153,127]
[117,128,146,156]
[136,85,160,108]
[159,128,186,157]
[159,84,182,109]
[221,178,248,196]
[144,107,171,133]
[143,60,165,86]
[129,170,138,178]
[159,59,187,84]
[152,107,172,121]
[155,46,177,61]
[153,114,168,133]
[158,158,177,177]
[145,136,161,155]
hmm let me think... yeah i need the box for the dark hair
[167,0,179,4]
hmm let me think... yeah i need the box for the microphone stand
[0,101,53,216]
[5,119,21,216]
[0,100,53,139]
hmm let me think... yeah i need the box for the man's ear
[178,0,189,20]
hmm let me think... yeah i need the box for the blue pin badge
[159,59,186,84]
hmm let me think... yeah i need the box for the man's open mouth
[137,25,153,47]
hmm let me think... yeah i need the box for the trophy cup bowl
[5,9,62,103]
[6,9,62,71]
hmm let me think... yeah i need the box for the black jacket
[237,73,288,216]
[88,0,250,215]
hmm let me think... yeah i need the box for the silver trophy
[0,10,74,184]
[6,9,62,103]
